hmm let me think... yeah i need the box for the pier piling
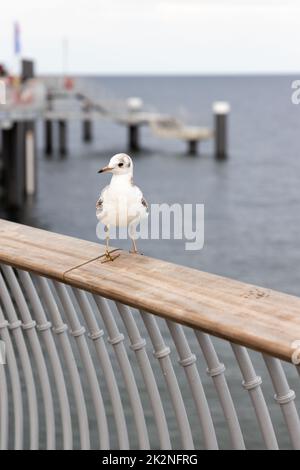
[2,122,26,207]
[44,119,53,156]
[83,119,92,142]
[213,101,230,159]
[58,120,67,156]
[82,101,93,142]
[187,140,198,155]
[128,124,140,152]
[25,123,36,196]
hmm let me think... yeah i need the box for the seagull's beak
[98,166,113,174]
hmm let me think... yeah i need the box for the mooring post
[44,119,53,156]
[82,101,93,142]
[83,119,92,142]
[2,121,26,208]
[128,124,140,152]
[25,122,36,196]
[44,90,53,156]
[0,130,3,196]
[213,101,230,159]
[187,140,198,156]
[58,120,67,156]
[127,97,143,152]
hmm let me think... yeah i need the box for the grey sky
[0,0,298,74]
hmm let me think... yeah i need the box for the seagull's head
[98,153,133,176]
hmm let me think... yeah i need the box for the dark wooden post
[82,100,93,142]
[128,124,139,152]
[83,119,92,142]
[24,122,36,196]
[213,101,230,159]
[21,59,37,195]
[44,119,53,156]
[2,122,26,208]
[21,59,35,82]
[44,89,53,156]
[58,120,67,156]
[187,140,198,155]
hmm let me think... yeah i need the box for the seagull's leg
[130,237,139,254]
[101,225,120,263]
[105,226,110,255]
[128,219,142,254]
[130,237,144,255]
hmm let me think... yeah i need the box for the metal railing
[0,219,300,449]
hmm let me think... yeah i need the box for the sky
[0,0,299,75]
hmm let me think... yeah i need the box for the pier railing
[0,219,300,450]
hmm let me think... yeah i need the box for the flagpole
[62,36,68,88]
[13,21,21,78]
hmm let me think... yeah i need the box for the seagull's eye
[118,163,124,167]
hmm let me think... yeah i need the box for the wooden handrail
[0,218,299,363]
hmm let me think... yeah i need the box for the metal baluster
[140,310,194,449]
[34,275,90,449]
[231,344,278,449]
[0,353,8,450]
[1,265,55,449]
[263,355,300,450]
[93,295,150,449]
[115,302,171,449]
[0,268,39,449]
[53,281,109,449]
[72,289,129,449]
[0,302,23,449]
[17,270,73,449]
[167,321,218,449]
[194,331,245,449]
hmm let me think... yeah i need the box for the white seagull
[96,153,148,262]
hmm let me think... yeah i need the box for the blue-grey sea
[1,75,300,449]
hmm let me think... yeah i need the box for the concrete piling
[83,119,92,142]
[187,140,198,156]
[127,97,143,152]
[58,120,67,156]
[44,119,53,156]
[2,122,26,207]
[25,123,36,196]
[128,124,140,152]
[213,101,230,159]
[1,120,37,207]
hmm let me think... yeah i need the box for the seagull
[96,153,148,262]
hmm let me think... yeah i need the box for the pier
[0,219,300,449]
[0,71,230,208]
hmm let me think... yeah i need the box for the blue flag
[14,22,21,55]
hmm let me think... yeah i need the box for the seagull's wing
[141,196,149,213]
[132,183,149,214]
[96,185,109,218]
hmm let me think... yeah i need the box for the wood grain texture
[0,219,103,279]
[1,219,300,363]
